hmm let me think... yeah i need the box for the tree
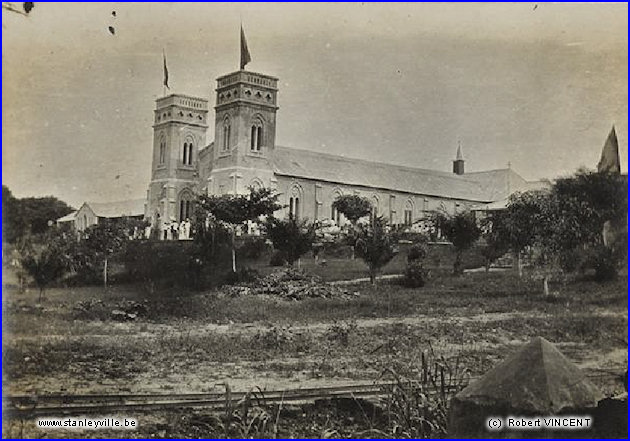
[503,191,544,277]
[196,187,282,272]
[265,215,315,266]
[479,211,511,272]
[2,186,74,243]
[355,215,396,284]
[82,218,145,287]
[332,195,373,259]
[19,230,72,301]
[551,170,627,280]
[433,211,481,275]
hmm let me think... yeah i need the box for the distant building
[145,52,543,238]
[57,199,145,231]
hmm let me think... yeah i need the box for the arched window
[371,195,379,217]
[178,191,194,221]
[159,139,166,164]
[222,117,231,151]
[250,118,264,151]
[331,189,343,225]
[404,200,413,226]
[288,184,302,220]
[183,140,194,165]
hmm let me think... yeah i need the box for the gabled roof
[272,147,543,203]
[464,168,547,202]
[272,146,491,202]
[56,211,77,222]
[455,337,603,413]
[85,199,145,218]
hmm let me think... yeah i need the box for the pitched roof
[272,146,492,202]
[86,199,145,218]
[464,168,546,202]
[56,211,77,222]
[455,337,603,413]
[272,147,543,203]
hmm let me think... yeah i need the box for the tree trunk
[543,275,550,296]
[38,287,44,303]
[454,251,463,275]
[369,270,376,285]
[231,230,237,273]
[351,245,355,260]
[103,258,108,288]
[514,251,523,278]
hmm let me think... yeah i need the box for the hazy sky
[2,2,627,207]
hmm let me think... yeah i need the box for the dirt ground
[2,267,627,438]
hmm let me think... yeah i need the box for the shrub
[325,320,358,346]
[403,261,430,288]
[237,237,269,259]
[269,250,287,267]
[222,266,260,286]
[407,242,428,263]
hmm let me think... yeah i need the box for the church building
[145,46,542,236]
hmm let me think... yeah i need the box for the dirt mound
[222,268,359,301]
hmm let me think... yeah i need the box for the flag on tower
[163,50,170,90]
[597,126,620,174]
[240,25,251,70]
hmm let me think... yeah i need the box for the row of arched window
[220,116,265,152]
[157,138,196,166]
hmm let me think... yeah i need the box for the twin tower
[145,69,279,231]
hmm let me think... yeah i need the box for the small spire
[456,141,464,161]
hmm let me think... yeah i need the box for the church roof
[272,146,539,203]
[56,211,77,222]
[464,168,546,202]
[85,199,145,218]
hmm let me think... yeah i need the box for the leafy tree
[264,215,315,266]
[19,229,74,301]
[355,215,396,284]
[433,211,481,275]
[196,187,282,272]
[332,195,373,259]
[81,218,146,287]
[551,170,627,280]
[502,191,546,277]
[2,185,74,242]
[332,195,373,224]
[2,185,23,243]
[479,211,511,272]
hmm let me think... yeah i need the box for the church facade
[145,67,542,236]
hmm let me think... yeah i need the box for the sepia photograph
[2,2,627,438]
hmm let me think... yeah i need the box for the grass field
[2,262,627,438]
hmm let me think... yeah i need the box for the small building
[59,199,145,232]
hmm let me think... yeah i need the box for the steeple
[453,141,465,175]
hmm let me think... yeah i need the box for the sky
[2,2,627,208]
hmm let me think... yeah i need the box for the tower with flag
[144,24,550,240]
[240,25,252,70]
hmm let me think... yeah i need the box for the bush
[237,237,269,260]
[407,242,428,263]
[403,261,430,288]
[222,266,260,286]
[269,250,287,267]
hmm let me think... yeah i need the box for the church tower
[453,142,465,175]
[146,94,208,235]
[207,70,279,195]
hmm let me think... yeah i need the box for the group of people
[143,218,193,241]
[164,218,192,241]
